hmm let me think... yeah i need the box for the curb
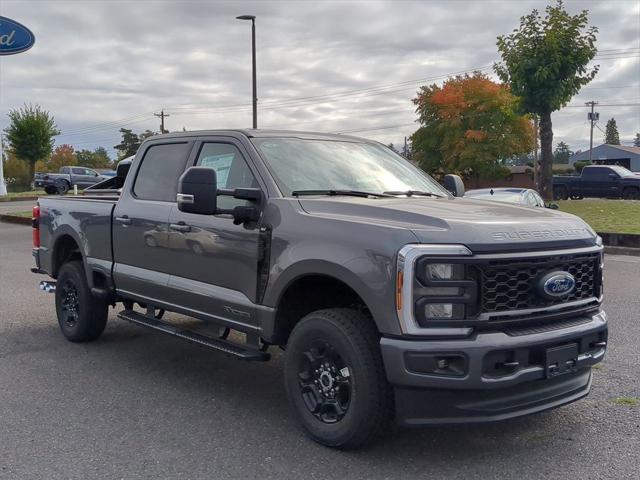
[603,246,640,257]
[0,214,32,226]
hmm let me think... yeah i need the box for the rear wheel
[623,188,639,200]
[553,186,568,200]
[44,185,57,195]
[55,261,108,342]
[284,308,392,449]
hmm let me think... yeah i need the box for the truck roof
[144,129,374,144]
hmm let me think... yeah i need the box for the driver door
[164,138,264,327]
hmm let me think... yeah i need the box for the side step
[117,309,270,361]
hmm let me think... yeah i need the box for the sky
[0,0,638,161]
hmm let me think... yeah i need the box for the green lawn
[557,199,640,235]
[5,210,32,218]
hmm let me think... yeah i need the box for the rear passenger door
[112,140,194,302]
[165,138,264,325]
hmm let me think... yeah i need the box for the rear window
[133,143,191,202]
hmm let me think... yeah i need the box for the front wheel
[623,188,639,200]
[55,261,108,342]
[57,181,70,195]
[44,185,58,195]
[284,309,392,449]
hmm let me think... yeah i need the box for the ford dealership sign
[0,16,35,55]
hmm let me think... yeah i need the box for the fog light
[425,303,453,319]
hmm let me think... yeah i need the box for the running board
[117,310,270,361]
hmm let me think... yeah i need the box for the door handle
[170,222,191,233]
[115,215,132,226]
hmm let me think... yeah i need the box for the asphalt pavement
[0,222,638,479]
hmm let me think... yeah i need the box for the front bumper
[380,311,607,425]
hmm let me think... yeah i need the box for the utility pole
[403,136,408,158]
[532,116,538,189]
[154,110,170,134]
[586,101,599,163]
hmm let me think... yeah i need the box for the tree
[604,118,620,145]
[4,104,60,187]
[553,141,573,164]
[76,147,112,169]
[411,72,534,184]
[48,144,75,171]
[634,133,640,147]
[114,128,141,159]
[495,0,598,199]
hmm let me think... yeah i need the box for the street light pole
[0,132,7,196]
[236,15,257,129]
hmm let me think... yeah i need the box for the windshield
[251,138,449,197]
[610,166,635,177]
[466,191,524,204]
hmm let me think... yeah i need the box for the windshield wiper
[291,189,391,198]
[383,190,445,198]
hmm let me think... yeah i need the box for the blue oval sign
[0,16,35,55]
[539,271,576,299]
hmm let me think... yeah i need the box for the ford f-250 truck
[32,130,607,449]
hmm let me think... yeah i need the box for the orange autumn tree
[411,72,534,183]
[47,144,76,172]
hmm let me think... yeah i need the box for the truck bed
[38,196,117,276]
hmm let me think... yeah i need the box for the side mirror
[608,173,618,180]
[177,166,263,224]
[546,202,559,210]
[443,174,465,197]
[177,167,218,215]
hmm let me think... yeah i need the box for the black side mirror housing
[546,202,559,210]
[443,174,465,197]
[178,167,218,215]
[177,166,263,224]
[608,173,618,180]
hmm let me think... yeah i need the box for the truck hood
[298,196,597,253]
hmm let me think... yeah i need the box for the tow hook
[39,281,56,293]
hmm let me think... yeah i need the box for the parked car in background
[34,166,109,194]
[465,187,555,208]
[552,165,640,200]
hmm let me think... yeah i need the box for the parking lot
[1,221,638,479]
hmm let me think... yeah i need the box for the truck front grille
[475,250,602,315]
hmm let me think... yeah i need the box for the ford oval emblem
[0,16,35,56]
[539,271,576,299]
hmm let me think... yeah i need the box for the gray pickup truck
[32,130,607,449]
[34,166,109,194]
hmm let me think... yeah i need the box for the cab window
[196,143,258,209]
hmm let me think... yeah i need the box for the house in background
[569,144,640,171]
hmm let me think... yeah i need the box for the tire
[623,188,639,200]
[553,186,568,201]
[44,185,57,195]
[284,308,392,449]
[570,195,583,200]
[55,261,108,342]
[57,181,70,195]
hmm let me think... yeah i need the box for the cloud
[0,0,638,158]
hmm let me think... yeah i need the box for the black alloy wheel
[298,341,352,424]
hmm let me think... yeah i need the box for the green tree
[604,118,620,145]
[495,0,598,199]
[114,128,141,159]
[411,72,534,184]
[553,141,573,164]
[634,133,640,147]
[76,147,112,168]
[4,104,60,188]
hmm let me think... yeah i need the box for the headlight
[396,245,475,335]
